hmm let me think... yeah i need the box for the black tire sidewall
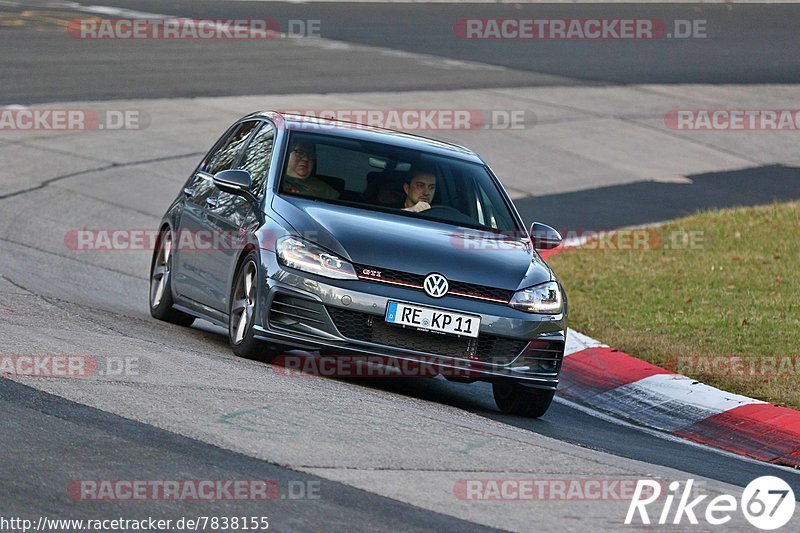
[493,382,555,418]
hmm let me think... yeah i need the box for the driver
[401,164,436,213]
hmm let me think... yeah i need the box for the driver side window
[204,121,258,175]
[239,121,275,196]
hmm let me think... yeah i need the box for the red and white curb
[540,242,800,468]
[561,329,800,468]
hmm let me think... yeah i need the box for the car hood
[272,196,553,291]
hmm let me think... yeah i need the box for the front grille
[327,307,527,365]
[354,263,513,303]
[358,265,423,287]
[447,280,513,302]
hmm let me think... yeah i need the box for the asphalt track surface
[0,379,492,532]
[1,1,800,531]
[2,1,800,103]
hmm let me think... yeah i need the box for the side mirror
[529,222,562,250]
[213,169,252,196]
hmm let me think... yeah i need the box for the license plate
[385,301,480,338]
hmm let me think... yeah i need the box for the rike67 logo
[626,477,795,530]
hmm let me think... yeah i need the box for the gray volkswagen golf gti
[150,112,567,417]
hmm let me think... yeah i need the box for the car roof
[245,111,485,164]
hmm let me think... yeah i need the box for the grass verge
[548,200,800,410]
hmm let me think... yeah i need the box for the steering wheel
[423,205,463,216]
[421,204,476,225]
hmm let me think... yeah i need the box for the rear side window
[204,121,258,175]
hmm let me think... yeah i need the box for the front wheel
[228,252,284,361]
[149,229,195,327]
[492,382,555,418]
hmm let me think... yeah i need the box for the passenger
[281,142,339,200]
[401,165,437,213]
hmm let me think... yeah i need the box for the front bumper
[254,258,567,389]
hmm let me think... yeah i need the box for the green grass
[548,201,800,409]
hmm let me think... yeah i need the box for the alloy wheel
[150,232,172,308]
[230,260,257,345]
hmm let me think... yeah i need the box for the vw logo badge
[423,273,449,298]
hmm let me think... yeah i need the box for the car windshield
[278,130,520,233]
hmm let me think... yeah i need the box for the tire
[149,229,195,327]
[228,252,284,361]
[492,382,555,418]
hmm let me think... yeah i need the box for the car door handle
[206,196,219,208]
[183,187,195,198]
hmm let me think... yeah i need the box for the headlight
[509,281,563,314]
[276,236,358,280]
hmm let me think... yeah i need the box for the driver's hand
[404,201,431,213]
